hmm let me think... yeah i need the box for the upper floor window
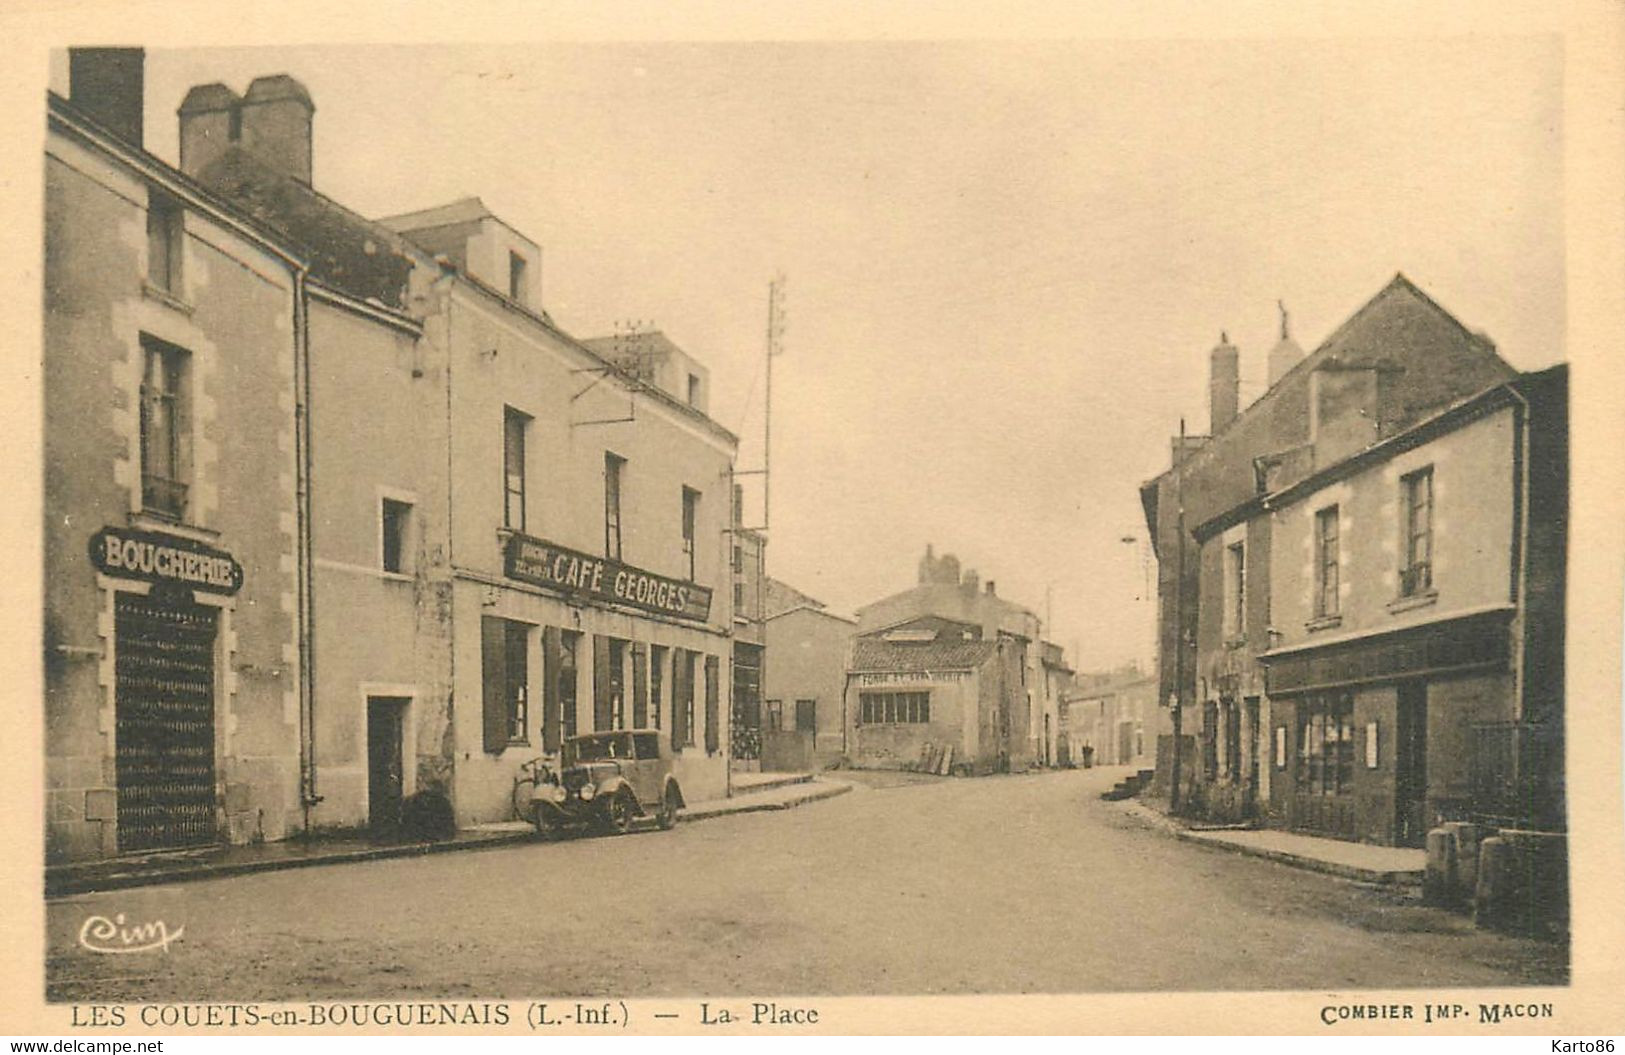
[1401,467,1434,596]
[508,251,528,306]
[604,453,626,560]
[1314,505,1340,618]
[381,497,413,575]
[681,486,700,580]
[687,373,701,407]
[1224,541,1246,640]
[503,407,529,532]
[146,190,182,295]
[139,336,189,519]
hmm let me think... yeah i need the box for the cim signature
[78,913,184,954]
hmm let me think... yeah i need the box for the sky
[48,38,1564,673]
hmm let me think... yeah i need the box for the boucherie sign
[89,526,244,595]
[504,533,712,622]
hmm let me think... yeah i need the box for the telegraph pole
[1170,417,1187,813]
[763,274,787,530]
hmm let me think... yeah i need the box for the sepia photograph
[7,0,1625,1039]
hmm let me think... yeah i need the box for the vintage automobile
[528,729,685,837]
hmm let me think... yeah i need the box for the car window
[633,733,660,760]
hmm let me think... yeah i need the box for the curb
[1112,798,1423,888]
[681,779,853,823]
[45,830,535,898]
[47,781,854,898]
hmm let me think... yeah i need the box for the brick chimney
[178,73,314,184]
[1209,332,1239,435]
[68,48,144,148]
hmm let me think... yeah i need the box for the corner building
[44,60,308,862]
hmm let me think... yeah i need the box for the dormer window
[508,251,528,306]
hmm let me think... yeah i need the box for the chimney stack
[1266,300,1305,388]
[179,73,315,184]
[1209,332,1239,435]
[69,48,145,148]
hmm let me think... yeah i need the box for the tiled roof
[194,147,420,307]
[849,637,997,673]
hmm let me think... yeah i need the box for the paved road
[46,766,1566,1001]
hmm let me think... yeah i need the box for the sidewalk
[1115,797,1426,887]
[46,777,852,897]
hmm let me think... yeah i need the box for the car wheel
[656,784,680,830]
[606,791,636,836]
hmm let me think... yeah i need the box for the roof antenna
[1278,300,1290,340]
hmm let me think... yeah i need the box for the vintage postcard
[2,0,1622,1039]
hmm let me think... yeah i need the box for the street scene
[39,37,1570,1009]
[46,766,1565,1002]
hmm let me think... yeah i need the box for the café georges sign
[504,534,712,623]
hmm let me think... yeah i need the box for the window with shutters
[558,630,579,740]
[139,336,191,520]
[649,644,666,731]
[481,617,531,751]
[608,638,627,729]
[604,452,625,560]
[503,407,529,532]
[682,651,697,747]
[704,654,721,754]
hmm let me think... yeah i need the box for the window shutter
[704,654,721,755]
[592,634,612,732]
[542,626,562,752]
[631,642,649,728]
[481,617,508,754]
[671,650,688,750]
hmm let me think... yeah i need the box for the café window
[146,189,183,295]
[608,638,627,730]
[1296,692,1355,795]
[605,452,625,560]
[1315,505,1340,618]
[1401,467,1433,596]
[503,407,529,531]
[139,335,190,520]
[649,644,666,731]
[682,651,698,747]
[859,691,930,725]
[380,495,413,574]
[681,486,700,580]
[481,617,531,750]
[558,630,580,740]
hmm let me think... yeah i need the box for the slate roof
[193,146,421,308]
[849,637,997,673]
